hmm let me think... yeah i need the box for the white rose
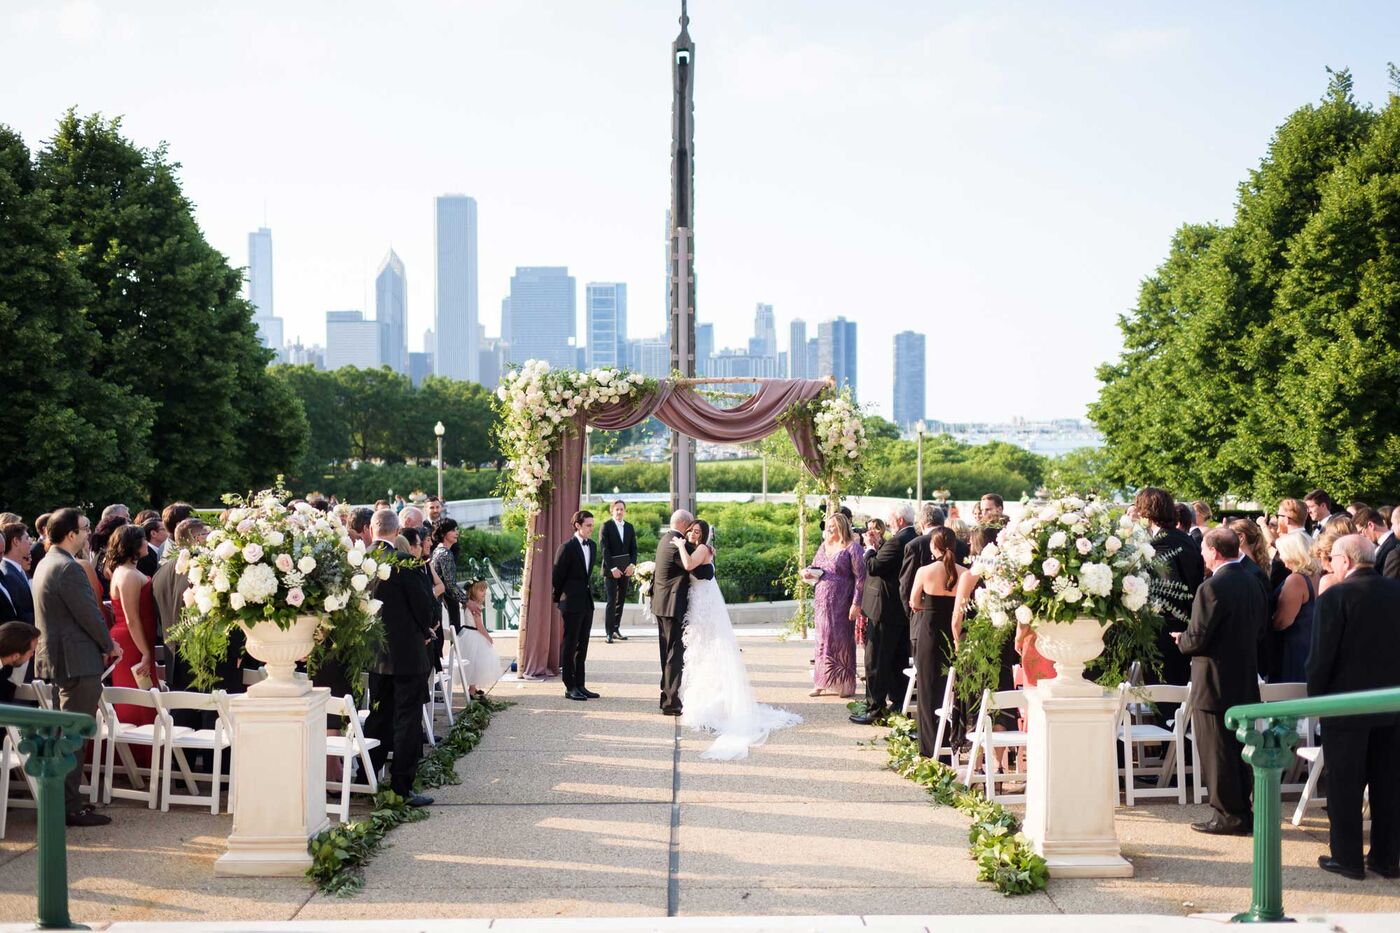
[229,592,247,611]
[1080,562,1114,597]
[1015,605,1034,625]
[377,563,391,580]
[1048,530,1067,549]
[1105,535,1122,555]
[1061,585,1083,604]
[362,557,378,576]
[276,553,295,573]
[1022,574,1039,592]
[195,589,214,614]
[298,555,317,573]
[1076,538,1093,555]
[347,549,364,567]
[213,571,231,593]
[1042,557,1062,577]
[351,573,369,592]
[1121,574,1149,612]
[1141,542,1156,560]
[175,549,190,574]
[182,588,196,608]
[368,598,384,615]
[265,531,285,546]
[341,535,354,549]
[991,610,1012,628]
[188,563,203,585]
[215,540,238,561]
[286,586,306,608]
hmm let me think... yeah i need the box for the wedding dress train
[680,573,801,760]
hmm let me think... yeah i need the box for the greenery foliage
[884,715,1049,896]
[1092,69,1400,502]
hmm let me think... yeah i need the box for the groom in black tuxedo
[552,510,599,702]
[651,509,693,715]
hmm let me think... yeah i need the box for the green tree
[271,365,349,486]
[0,125,153,517]
[967,440,1047,488]
[1043,447,1119,496]
[334,366,414,462]
[416,375,498,468]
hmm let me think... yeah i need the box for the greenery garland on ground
[884,714,1049,896]
[307,696,511,895]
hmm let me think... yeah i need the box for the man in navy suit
[1,523,35,623]
[553,510,599,702]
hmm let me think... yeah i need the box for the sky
[4,1,1398,421]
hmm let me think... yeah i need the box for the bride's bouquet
[634,561,657,598]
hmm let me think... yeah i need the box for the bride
[673,519,801,760]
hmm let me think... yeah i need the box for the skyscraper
[893,330,926,430]
[788,319,808,378]
[247,227,283,357]
[585,283,628,369]
[500,296,512,345]
[375,248,407,374]
[695,322,714,377]
[434,195,478,381]
[817,317,858,398]
[325,310,385,371]
[752,303,777,360]
[507,267,576,370]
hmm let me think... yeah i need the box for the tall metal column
[668,0,697,516]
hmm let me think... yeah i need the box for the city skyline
[8,2,1395,419]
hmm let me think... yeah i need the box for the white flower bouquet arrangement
[633,560,657,597]
[812,388,868,487]
[168,488,388,691]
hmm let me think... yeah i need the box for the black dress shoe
[407,794,435,808]
[614,633,628,640]
[65,806,111,827]
[849,710,885,725]
[1318,856,1365,880]
[580,688,600,699]
[606,636,614,644]
[662,707,682,716]
[1366,857,1400,879]
[1191,816,1251,836]
[566,689,588,701]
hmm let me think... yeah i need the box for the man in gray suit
[33,508,119,827]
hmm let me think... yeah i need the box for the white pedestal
[214,686,330,877]
[1022,683,1133,878]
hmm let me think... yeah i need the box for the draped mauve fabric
[518,378,831,677]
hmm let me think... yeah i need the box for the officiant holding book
[600,500,637,643]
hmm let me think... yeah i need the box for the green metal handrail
[1224,685,1400,923]
[0,702,97,930]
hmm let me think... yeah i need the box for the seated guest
[1307,534,1400,880]
[1270,531,1319,683]
[0,620,40,702]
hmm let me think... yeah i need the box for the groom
[651,509,694,716]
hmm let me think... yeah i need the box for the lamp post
[434,421,445,501]
[915,420,927,505]
[585,426,593,504]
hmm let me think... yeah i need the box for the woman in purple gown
[805,512,865,697]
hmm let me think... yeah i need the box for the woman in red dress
[107,525,161,764]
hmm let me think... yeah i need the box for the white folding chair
[100,686,167,809]
[431,637,459,726]
[325,694,382,822]
[1117,683,1190,805]
[450,627,476,708]
[30,680,104,803]
[153,690,231,813]
[900,656,917,716]
[963,688,1029,803]
[0,685,48,839]
[1259,682,1310,793]
[929,667,958,765]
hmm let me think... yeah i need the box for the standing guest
[393,494,407,513]
[307,495,330,513]
[399,506,426,536]
[1305,489,1344,531]
[1354,508,1389,552]
[151,519,214,693]
[89,513,128,598]
[1228,518,1273,598]
[28,513,51,578]
[1190,501,1213,544]
[1314,518,1358,595]
[978,494,1006,525]
[1346,500,1370,517]
[364,508,436,807]
[0,621,40,703]
[552,510,599,702]
[1379,507,1400,579]
[1271,531,1319,683]
[395,506,426,553]
[1,522,35,622]
[899,504,945,645]
[374,499,391,511]
[430,519,467,634]
[347,507,374,547]
[137,518,166,576]
[159,503,194,556]
[1137,488,1205,688]
[953,525,1021,767]
[424,496,444,534]
[909,527,964,759]
[1174,528,1265,835]
[1271,499,1310,588]
[600,500,637,644]
[851,505,916,724]
[33,508,117,827]
[1175,503,1195,541]
[806,513,865,698]
[0,513,18,527]
[106,526,161,761]
[1307,534,1400,880]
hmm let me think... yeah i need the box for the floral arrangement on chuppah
[492,361,655,512]
[168,488,388,693]
[810,386,868,489]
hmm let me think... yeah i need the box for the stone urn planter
[1032,617,1112,698]
[241,615,324,697]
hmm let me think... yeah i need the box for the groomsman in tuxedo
[364,508,437,807]
[552,510,599,701]
[899,504,943,650]
[600,500,637,643]
[852,506,917,724]
[1174,527,1265,835]
[1307,534,1400,880]
[1,523,35,623]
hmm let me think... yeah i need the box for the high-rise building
[408,351,433,387]
[325,310,385,371]
[434,195,478,381]
[788,319,808,378]
[375,248,407,374]
[479,338,508,390]
[506,267,576,370]
[629,336,671,379]
[752,303,777,360]
[806,338,819,380]
[817,317,858,397]
[247,227,283,358]
[893,330,926,430]
[585,283,628,369]
[695,323,714,376]
[285,339,325,370]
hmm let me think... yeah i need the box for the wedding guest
[107,526,161,760]
[365,508,436,807]
[1,522,35,623]
[348,507,374,547]
[462,581,501,698]
[1176,503,1195,540]
[909,527,963,759]
[1228,518,1273,597]
[374,499,391,511]
[0,513,18,526]
[1190,501,1213,543]
[425,496,444,533]
[1346,500,1370,517]
[1135,488,1204,688]
[33,508,116,827]
[1314,518,1358,595]
[151,519,212,693]
[954,525,1021,766]
[1305,489,1344,531]
[1308,534,1400,880]
[1271,531,1319,683]
[307,495,330,513]
[851,505,915,724]
[899,504,945,631]
[430,519,467,633]
[160,503,195,551]
[945,517,969,541]
[1380,507,1400,579]
[807,512,864,699]
[1271,499,1310,583]
[137,518,165,576]
[600,499,637,643]
[393,494,407,513]
[1354,508,1388,550]
[1175,527,1265,835]
[89,513,128,598]
[28,513,50,578]
[0,621,39,703]
[979,494,1006,525]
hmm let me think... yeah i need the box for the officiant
[600,499,637,643]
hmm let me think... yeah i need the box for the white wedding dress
[680,558,802,760]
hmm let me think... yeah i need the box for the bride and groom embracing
[651,510,801,760]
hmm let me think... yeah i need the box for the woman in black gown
[908,527,964,760]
